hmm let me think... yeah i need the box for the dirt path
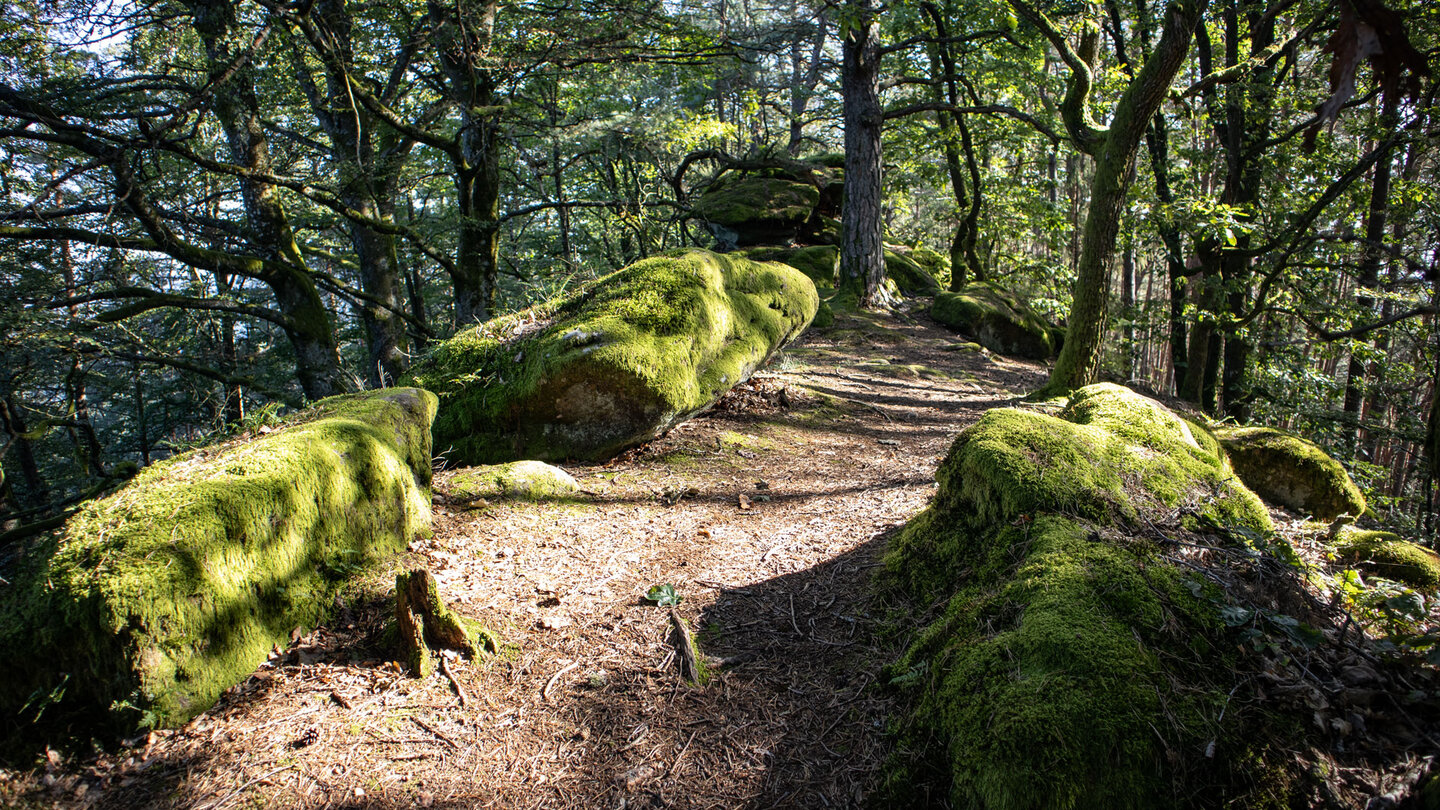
[4,308,1045,809]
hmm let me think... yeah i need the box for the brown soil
[0,307,1045,809]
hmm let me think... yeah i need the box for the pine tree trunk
[839,0,886,306]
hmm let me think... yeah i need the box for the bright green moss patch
[1333,528,1440,590]
[447,460,581,502]
[931,282,1057,360]
[891,385,1270,591]
[0,389,436,743]
[888,516,1225,809]
[886,384,1282,807]
[404,250,818,465]
[1214,426,1366,521]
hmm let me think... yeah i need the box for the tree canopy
[2,0,1438,539]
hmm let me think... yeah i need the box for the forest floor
[0,305,1048,809]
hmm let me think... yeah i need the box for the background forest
[1,0,1437,542]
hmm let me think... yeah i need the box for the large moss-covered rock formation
[0,389,437,740]
[886,384,1277,808]
[693,176,821,246]
[1213,426,1366,520]
[692,158,843,248]
[405,249,817,465]
[931,281,1058,359]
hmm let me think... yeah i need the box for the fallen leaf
[738,494,752,510]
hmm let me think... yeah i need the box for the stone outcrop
[405,250,817,465]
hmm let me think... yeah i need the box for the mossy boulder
[1213,426,1365,520]
[885,383,1277,807]
[884,248,944,296]
[404,249,818,465]
[693,176,821,246]
[1333,528,1440,590]
[736,245,838,289]
[931,281,1057,359]
[0,389,436,742]
[448,460,581,502]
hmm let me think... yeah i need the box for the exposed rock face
[885,384,1280,808]
[1332,527,1440,589]
[405,250,818,465]
[0,389,436,740]
[1213,426,1366,520]
[931,281,1058,359]
[447,461,581,502]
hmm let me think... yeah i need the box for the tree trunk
[1342,103,1398,452]
[309,0,409,387]
[1027,0,1209,395]
[838,0,887,306]
[429,0,504,327]
[185,0,345,400]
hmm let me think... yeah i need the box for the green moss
[889,515,1224,809]
[931,282,1058,360]
[885,384,1285,807]
[1213,426,1366,521]
[891,385,1270,591]
[719,430,775,453]
[1333,528,1440,590]
[0,389,436,741]
[907,246,951,286]
[736,245,838,288]
[403,249,818,465]
[884,248,943,295]
[812,299,835,329]
[448,460,581,502]
[692,177,820,228]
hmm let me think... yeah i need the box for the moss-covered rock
[1332,528,1440,590]
[886,384,1278,807]
[693,177,820,246]
[906,246,951,287]
[405,249,818,465]
[884,248,943,296]
[1213,426,1365,521]
[448,460,581,502]
[736,245,838,289]
[0,389,436,741]
[931,282,1057,359]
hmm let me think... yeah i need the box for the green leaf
[645,583,682,607]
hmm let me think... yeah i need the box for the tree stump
[395,569,480,678]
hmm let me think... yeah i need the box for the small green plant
[645,583,682,607]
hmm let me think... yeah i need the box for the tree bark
[185,0,346,400]
[1020,0,1210,395]
[429,0,504,327]
[306,0,411,387]
[839,0,887,306]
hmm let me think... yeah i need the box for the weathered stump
[396,569,481,678]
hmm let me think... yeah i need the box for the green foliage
[644,583,683,607]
